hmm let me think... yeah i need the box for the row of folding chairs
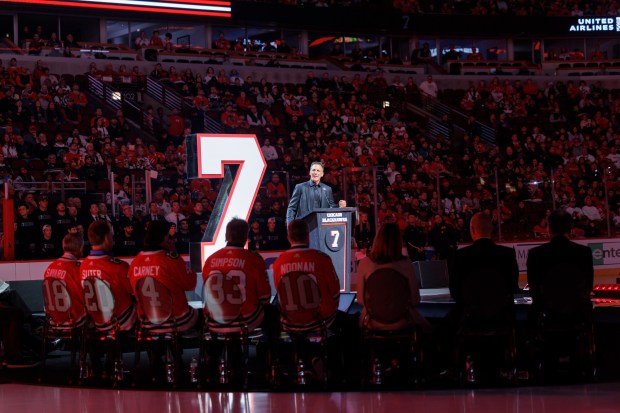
[40,272,339,389]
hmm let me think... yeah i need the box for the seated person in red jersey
[272,219,341,333]
[81,221,136,331]
[202,218,273,333]
[129,220,199,333]
[44,233,87,328]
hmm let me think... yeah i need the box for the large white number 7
[189,134,266,269]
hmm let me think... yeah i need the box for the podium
[301,208,356,292]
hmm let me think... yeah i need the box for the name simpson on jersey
[209,258,246,268]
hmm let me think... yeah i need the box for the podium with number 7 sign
[186,134,266,272]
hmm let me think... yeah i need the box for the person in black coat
[285,161,346,224]
[527,209,593,320]
[451,212,519,320]
[143,201,166,229]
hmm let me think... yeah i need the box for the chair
[82,277,126,386]
[10,159,27,170]
[28,159,45,171]
[456,267,517,385]
[200,271,254,389]
[361,268,420,387]
[536,262,596,383]
[40,278,88,384]
[276,271,331,387]
[133,276,184,387]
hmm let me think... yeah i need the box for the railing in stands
[123,98,145,130]
[87,74,145,130]
[0,38,23,55]
[203,112,223,134]
[146,76,186,112]
[145,76,223,133]
[88,74,122,111]
[14,180,87,201]
[421,96,496,145]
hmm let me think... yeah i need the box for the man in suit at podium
[286,161,346,225]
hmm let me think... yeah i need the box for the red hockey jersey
[44,254,87,327]
[81,253,136,330]
[202,246,271,332]
[129,250,197,323]
[272,246,340,332]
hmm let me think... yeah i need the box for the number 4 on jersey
[186,134,266,269]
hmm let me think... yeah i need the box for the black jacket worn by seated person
[451,238,519,319]
[527,235,593,317]
[286,180,337,224]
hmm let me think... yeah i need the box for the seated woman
[356,222,426,331]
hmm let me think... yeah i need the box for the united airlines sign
[1,0,231,17]
[569,17,618,32]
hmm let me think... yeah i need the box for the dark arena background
[2,1,620,412]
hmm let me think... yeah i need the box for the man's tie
[313,184,321,208]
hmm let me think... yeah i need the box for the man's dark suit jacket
[143,213,166,227]
[527,235,593,317]
[451,238,519,318]
[286,180,337,224]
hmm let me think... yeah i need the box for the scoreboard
[1,0,231,17]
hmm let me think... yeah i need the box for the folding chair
[536,262,596,383]
[133,276,181,387]
[201,270,254,389]
[457,267,517,385]
[82,277,127,386]
[361,268,421,387]
[277,271,330,387]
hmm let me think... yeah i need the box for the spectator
[38,224,61,259]
[442,45,461,63]
[261,217,289,250]
[419,75,439,101]
[220,103,242,132]
[149,30,164,48]
[63,33,80,48]
[15,203,38,259]
[467,47,483,61]
[163,32,174,52]
[214,32,231,50]
[134,31,149,49]
[165,200,186,227]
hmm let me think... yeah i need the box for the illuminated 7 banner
[186,134,266,269]
[2,0,231,17]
